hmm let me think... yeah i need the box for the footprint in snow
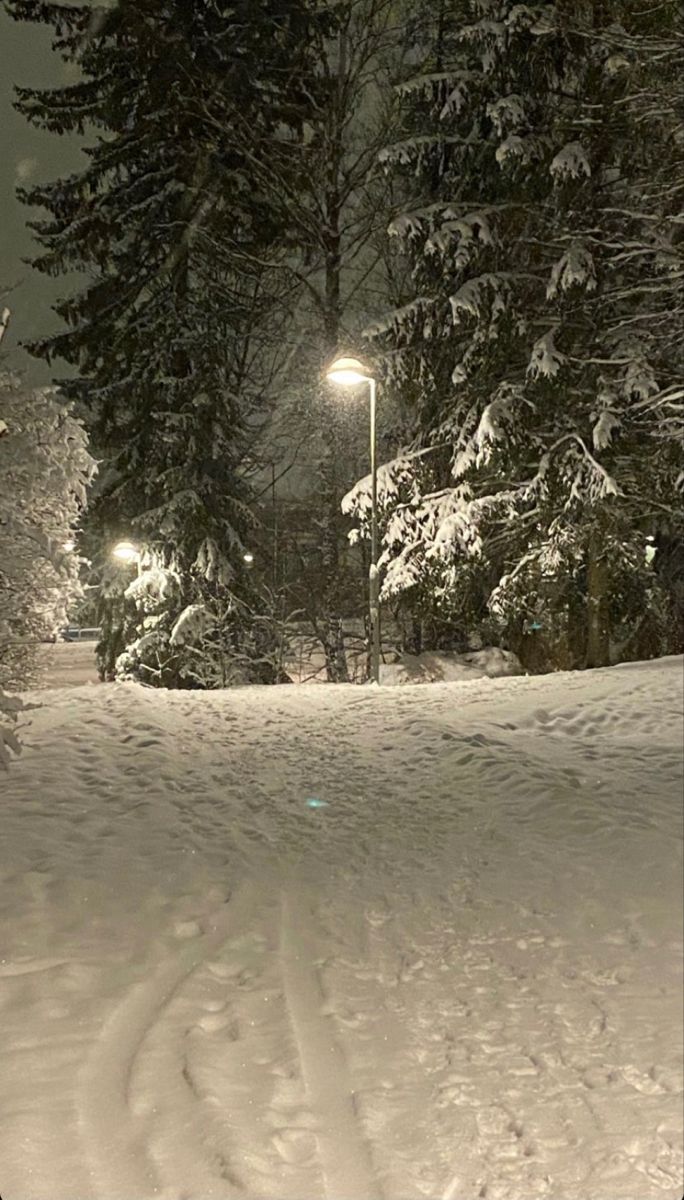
[272,1127,316,1165]
[201,997,227,1013]
[173,919,202,939]
[194,1012,240,1037]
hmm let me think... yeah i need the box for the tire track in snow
[78,883,258,1200]
[279,885,383,1200]
[0,956,70,977]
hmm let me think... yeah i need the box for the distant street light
[112,540,140,565]
[243,552,254,566]
[326,355,380,685]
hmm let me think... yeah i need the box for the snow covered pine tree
[345,0,683,670]
[8,0,331,686]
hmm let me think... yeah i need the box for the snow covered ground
[1,657,682,1200]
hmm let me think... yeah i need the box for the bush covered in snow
[100,555,293,689]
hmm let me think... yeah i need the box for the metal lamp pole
[369,377,380,685]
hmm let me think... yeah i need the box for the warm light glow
[243,552,254,564]
[326,356,373,386]
[112,540,140,564]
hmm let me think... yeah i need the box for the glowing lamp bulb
[326,356,372,386]
[112,540,140,564]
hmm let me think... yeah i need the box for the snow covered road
[1,658,682,1200]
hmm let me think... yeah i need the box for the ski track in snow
[279,885,382,1200]
[0,656,682,1199]
[78,886,255,1200]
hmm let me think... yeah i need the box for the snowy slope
[1,658,682,1200]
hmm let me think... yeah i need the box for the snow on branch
[395,70,476,97]
[489,546,542,617]
[527,330,566,379]
[169,603,215,647]
[388,212,426,240]
[547,241,596,298]
[426,211,496,258]
[550,141,591,182]
[449,274,511,324]
[363,296,434,340]
[380,542,424,600]
[342,451,430,516]
[634,384,684,413]
[592,409,621,451]
[379,136,470,167]
[550,434,620,502]
[486,93,527,136]
[426,490,483,562]
[623,356,659,402]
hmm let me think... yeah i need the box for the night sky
[0,6,83,382]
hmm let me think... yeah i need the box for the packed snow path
[1,659,682,1200]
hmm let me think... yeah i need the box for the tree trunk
[401,613,422,656]
[321,614,349,683]
[567,584,587,669]
[585,534,610,668]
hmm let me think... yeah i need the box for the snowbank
[381,644,522,685]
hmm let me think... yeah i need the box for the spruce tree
[346,0,683,669]
[8,0,328,685]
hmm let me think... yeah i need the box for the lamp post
[326,356,380,685]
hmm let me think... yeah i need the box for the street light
[326,355,381,685]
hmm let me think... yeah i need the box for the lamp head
[112,540,140,564]
[326,356,373,386]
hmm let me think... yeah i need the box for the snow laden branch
[341,445,447,522]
